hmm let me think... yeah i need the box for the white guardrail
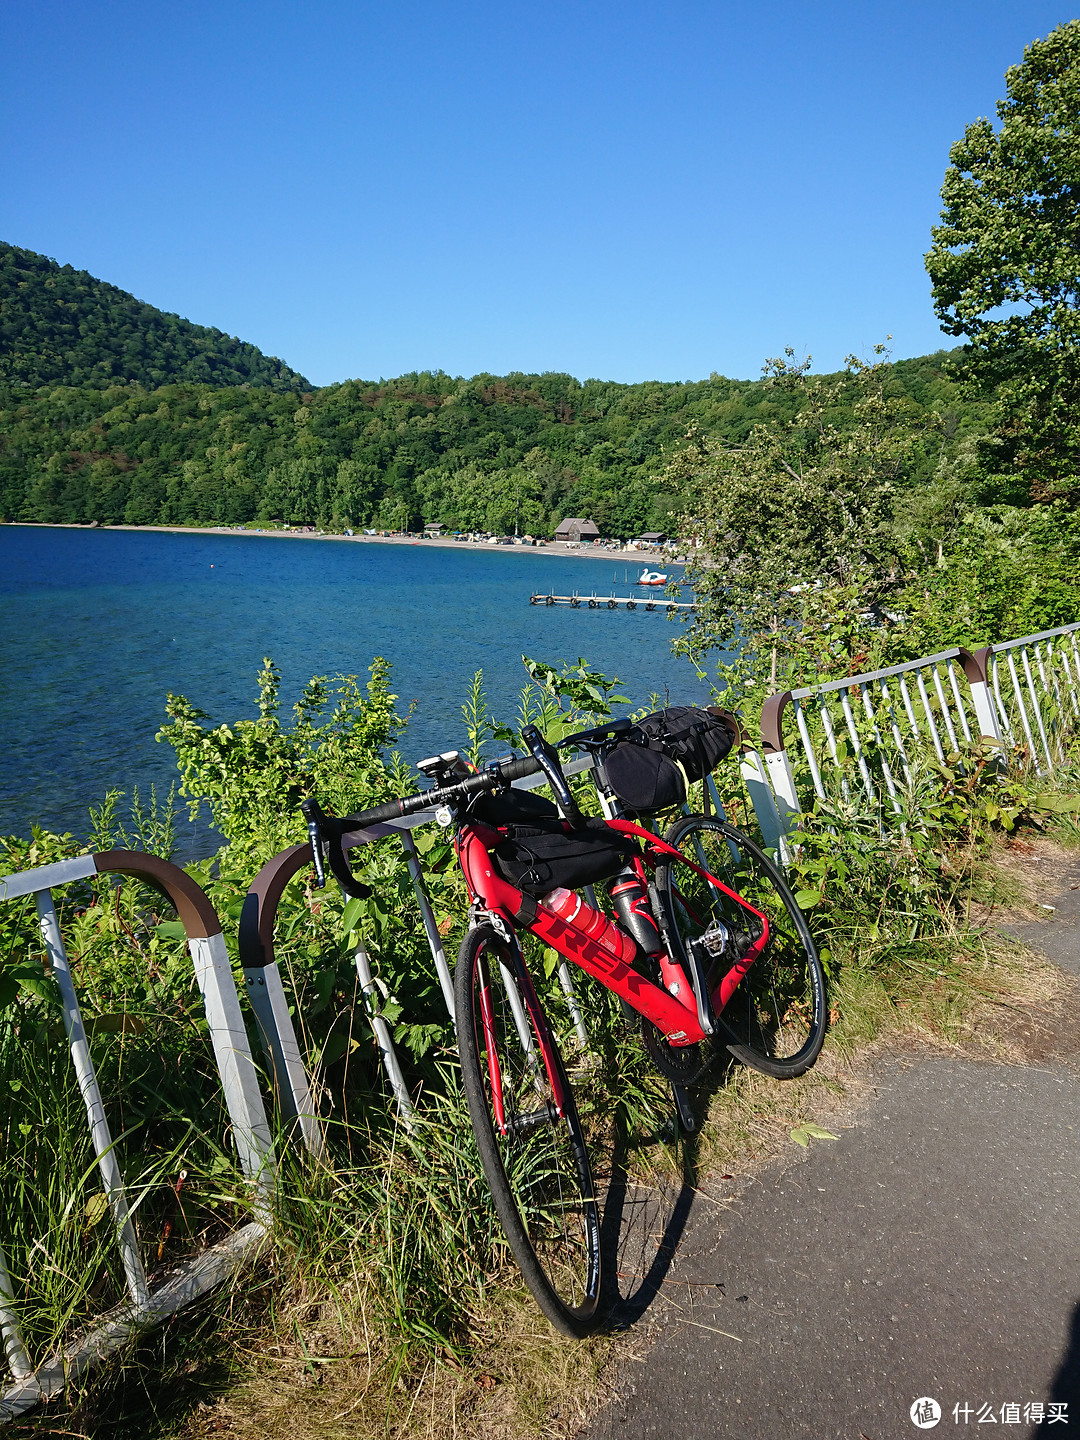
[751,621,1080,854]
[0,759,608,1423]
[0,852,274,1425]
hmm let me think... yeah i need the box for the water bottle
[541,887,640,966]
[609,866,664,958]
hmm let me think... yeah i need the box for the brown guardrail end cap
[759,692,793,754]
[958,647,992,686]
[92,850,221,939]
[239,843,313,971]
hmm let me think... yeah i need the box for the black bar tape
[340,797,408,828]
[496,755,542,784]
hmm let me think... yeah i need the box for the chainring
[640,1016,711,1085]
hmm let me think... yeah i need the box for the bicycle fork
[475,936,570,1139]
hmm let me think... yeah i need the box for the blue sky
[2,2,1073,386]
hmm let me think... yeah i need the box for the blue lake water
[0,526,706,849]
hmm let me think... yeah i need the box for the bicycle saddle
[559,719,633,753]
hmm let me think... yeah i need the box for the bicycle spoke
[456,926,601,1335]
[657,817,826,1079]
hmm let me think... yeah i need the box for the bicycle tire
[655,816,826,1079]
[455,924,602,1336]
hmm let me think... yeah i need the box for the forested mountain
[0,243,309,392]
[0,351,979,537]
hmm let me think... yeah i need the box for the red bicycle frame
[456,815,770,1053]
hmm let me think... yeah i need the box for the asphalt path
[584,862,1080,1440]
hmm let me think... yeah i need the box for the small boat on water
[636,568,668,586]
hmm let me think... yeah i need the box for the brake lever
[301,798,372,898]
[301,799,328,889]
[521,723,584,826]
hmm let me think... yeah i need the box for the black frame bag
[493,817,638,896]
[469,787,559,826]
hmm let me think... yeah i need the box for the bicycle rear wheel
[656,817,826,1079]
[455,924,602,1336]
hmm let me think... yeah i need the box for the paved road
[585,863,1080,1440]
[1001,862,1080,980]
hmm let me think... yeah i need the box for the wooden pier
[529,592,696,612]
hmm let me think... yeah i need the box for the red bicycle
[302,719,825,1336]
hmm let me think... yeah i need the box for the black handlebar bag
[493,817,638,896]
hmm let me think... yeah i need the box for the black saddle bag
[492,817,638,896]
[633,705,737,780]
[600,705,737,816]
[601,743,686,816]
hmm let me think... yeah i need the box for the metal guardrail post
[35,888,151,1311]
[0,1248,30,1385]
[399,831,456,1026]
[0,850,274,1424]
[240,831,422,1137]
[90,851,276,1195]
[353,942,415,1123]
[239,844,327,1157]
[738,743,793,859]
[759,695,802,829]
[959,647,1002,743]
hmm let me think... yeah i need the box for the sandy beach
[8,521,688,566]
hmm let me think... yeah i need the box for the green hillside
[0,352,977,537]
[0,242,309,392]
[0,241,1002,540]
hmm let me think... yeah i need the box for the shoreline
[5,521,687,566]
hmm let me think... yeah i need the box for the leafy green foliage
[672,344,1079,704]
[0,241,309,392]
[520,655,628,724]
[669,346,941,691]
[785,736,1080,960]
[156,657,468,1066]
[157,656,407,866]
[0,334,975,537]
[926,21,1080,501]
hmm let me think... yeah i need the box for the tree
[668,349,918,689]
[926,21,1080,501]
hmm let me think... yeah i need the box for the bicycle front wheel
[455,924,602,1336]
[656,816,826,1079]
